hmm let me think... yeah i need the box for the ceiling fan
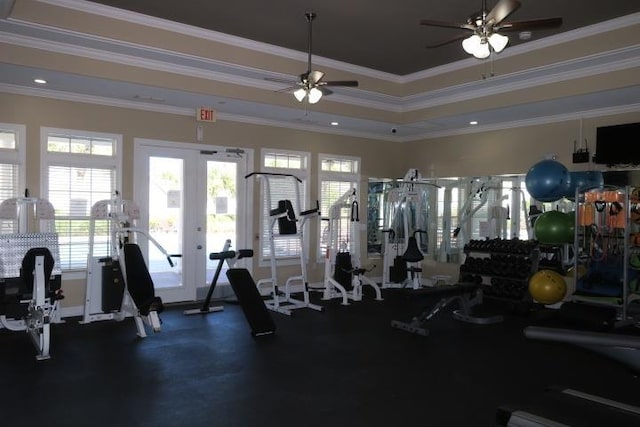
[267,12,359,104]
[420,0,562,59]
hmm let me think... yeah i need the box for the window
[0,124,26,233]
[434,175,533,262]
[259,149,310,264]
[41,128,121,271]
[318,154,360,260]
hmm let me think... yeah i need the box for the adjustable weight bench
[391,282,503,336]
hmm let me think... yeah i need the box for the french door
[133,139,251,303]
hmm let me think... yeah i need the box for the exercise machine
[184,239,252,315]
[322,188,383,304]
[81,193,176,337]
[246,172,323,315]
[224,250,276,337]
[496,326,640,426]
[525,325,640,374]
[0,196,63,360]
[438,176,532,263]
[381,169,433,289]
[390,281,503,336]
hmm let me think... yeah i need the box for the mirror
[367,173,534,264]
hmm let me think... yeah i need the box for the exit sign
[197,107,216,122]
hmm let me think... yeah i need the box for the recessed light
[330,121,339,126]
[519,31,532,41]
[33,78,47,84]
[470,120,478,125]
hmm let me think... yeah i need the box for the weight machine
[0,196,63,360]
[81,192,176,337]
[440,177,532,263]
[246,172,323,315]
[381,169,432,289]
[322,188,383,305]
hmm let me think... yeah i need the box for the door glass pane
[206,160,237,285]
[148,156,184,289]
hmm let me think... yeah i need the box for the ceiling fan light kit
[265,12,359,105]
[462,32,509,58]
[421,0,562,60]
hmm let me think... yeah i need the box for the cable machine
[381,169,433,289]
[0,194,63,360]
[81,192,176,337]
[322,188,383,304]
[246,172,323,315]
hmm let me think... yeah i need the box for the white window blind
[0,125,25,234]
[42,129,121,270]
[260,150,309,262]
[318,155,359,259]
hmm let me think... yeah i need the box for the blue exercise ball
[525,160,571,203]
[566,170,604,199]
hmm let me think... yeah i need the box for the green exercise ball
[529,269,567,304]
[534,211,574,245]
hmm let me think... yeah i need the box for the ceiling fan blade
[496,17,563,32]
[419,19,475,31]
[486,0,521,26]
[324,80,359,88]
[426,33,469,48]
[264,77,297,84]
[309,70,325,84]
[276,85,301,93]
[319,87,333,96]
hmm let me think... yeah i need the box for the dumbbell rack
[460,238,540,302]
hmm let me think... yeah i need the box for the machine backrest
[122,243,156,316]
[20,247,55,294]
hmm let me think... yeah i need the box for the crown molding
[403,103,640,142]
[36,0,401,82]
[3,20,637,116]
[5,83,638,144]
[39,1,638,83]
[401,12,640,82]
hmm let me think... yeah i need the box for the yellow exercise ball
[529,269,567,304]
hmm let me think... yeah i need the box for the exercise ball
[525,160,571,203]
[566,171,604,199]
[529,269,567,304]
[534,211,574,244]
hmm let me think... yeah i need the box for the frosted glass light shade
[308,87,323,104]
[294,88,306,102]
[462,35,482,55]
[473,41,491,59]
[488,33,509,53]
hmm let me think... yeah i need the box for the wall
[403,112,640,178]
[401,111,640,281]
[0,92,403,309]
[3,93,639,309]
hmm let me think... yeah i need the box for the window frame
[40,127,122,278]
[258,148,311,267]
[0,123,26,203]
[318,153,360,262]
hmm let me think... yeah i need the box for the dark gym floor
[1,290,638,427]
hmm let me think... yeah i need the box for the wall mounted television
[594,122,640,165]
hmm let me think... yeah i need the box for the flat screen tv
[594,122,640,165]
